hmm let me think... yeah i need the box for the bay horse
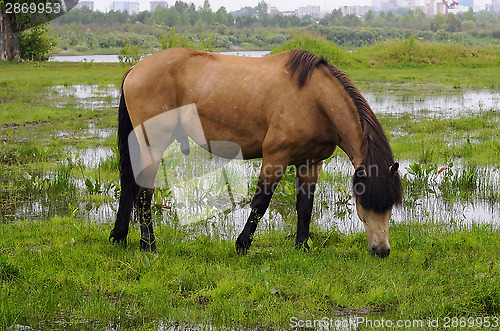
[109,47,402,257]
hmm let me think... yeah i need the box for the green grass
[358,36,500,67]
[348,65,500,90]
[271,35,500,69]
[1,217,499,329]
[0,61,125,87]
[378,111,500,164]
[1,48,499,329]
[0,61,125,128]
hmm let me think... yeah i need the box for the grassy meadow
[1,38,500,329]
[1,218,500,329]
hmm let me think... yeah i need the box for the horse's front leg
[138,187,156,252]
[295,161,322,249]
[236,160,286,254]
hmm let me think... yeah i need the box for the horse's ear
[389,162,399,175]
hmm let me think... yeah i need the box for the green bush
[161,27,214,51]
[118,39,148,65]
[270,33,364,67]
[19,25,56,61]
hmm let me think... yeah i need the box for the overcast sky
[93,0,373,13]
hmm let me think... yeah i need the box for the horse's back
[123,48,291,122]
[121,48,337,161]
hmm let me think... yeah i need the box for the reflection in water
[364,84,500,118]
[6,84,500,240]
[51,83,500,119]
[15,153,498,241]
[50,84,120,110]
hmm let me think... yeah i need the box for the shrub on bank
[359,35,500,66]
[270,33,365,67]
[271,34,500,68]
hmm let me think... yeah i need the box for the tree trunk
[0,5,21,61]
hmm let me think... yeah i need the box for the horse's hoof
[235,234,252,255]
[109,230,128,247]
[295,240,310,251]
[140,240,157,253]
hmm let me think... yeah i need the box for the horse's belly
[201,129,264,160]
[177,114,263,160]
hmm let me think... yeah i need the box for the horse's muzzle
[370,246,391,258]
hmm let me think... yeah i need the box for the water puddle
[177,156,500,238]
[9,151,498,242]
[318,158,500,233]
[56,123,114,142]
[49,84,120,110]
[66,146,115,168]
[363,84,500,118]
[2,84,499,240]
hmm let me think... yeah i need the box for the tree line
[2,0,500,61]
[54,0,500,33]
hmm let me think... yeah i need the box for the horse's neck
[335,114,365,170]
[318,87,365,169]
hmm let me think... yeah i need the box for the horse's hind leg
[131,123,175,252]
[135,155,166,252]
[295,161,321,249]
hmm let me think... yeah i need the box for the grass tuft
[359,36,500,67]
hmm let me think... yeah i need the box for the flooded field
[364,83,500,118]
[1,82,499,241]
[1,60,500,330]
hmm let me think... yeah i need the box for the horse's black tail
[110,85,139,244]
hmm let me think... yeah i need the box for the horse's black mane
[286,49,403,212]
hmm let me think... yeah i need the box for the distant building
[437,2,447,14]
[297,5,321,18]
[460,0,474,8]
[150,1,168,11]
[489,0,500,12]
[281,10,298,16]
[450,5,473,13]
[396,0,413,8]
[342,5,373,17]
[372,0,395,11]
[75,1,94,10]
[113,2,140,14]
[372,0,414,11]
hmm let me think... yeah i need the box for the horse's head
[355,200,392,258]
[353,162,401,258]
